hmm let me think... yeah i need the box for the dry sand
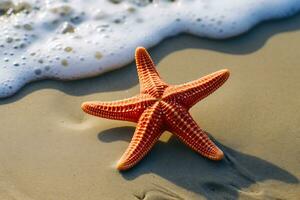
[0,14,300,200]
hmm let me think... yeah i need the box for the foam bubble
[0,0,300,98]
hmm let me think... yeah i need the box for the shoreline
[1,12,300,104]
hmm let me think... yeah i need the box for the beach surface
[0,14,300,200]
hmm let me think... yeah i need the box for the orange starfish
[81,47,230,170]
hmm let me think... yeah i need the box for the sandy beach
[0,13,300,200]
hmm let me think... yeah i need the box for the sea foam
[0,0,299,98]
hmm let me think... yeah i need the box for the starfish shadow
[1,13,300,105]
[98,126,299,200]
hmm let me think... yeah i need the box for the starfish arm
[135,47,167,97]
[161,101,224,160]
[163,69,230,109]
[117,102,163,170]
[81,94,156,122]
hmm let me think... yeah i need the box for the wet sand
[0,14,300,200]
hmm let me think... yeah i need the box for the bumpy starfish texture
[81,47,230,170]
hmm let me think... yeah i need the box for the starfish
[81,47,230,170]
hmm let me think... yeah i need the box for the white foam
[0,0,299,98]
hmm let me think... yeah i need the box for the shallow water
[0,0,300,98]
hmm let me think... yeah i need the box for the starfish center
[155,97,163,102]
